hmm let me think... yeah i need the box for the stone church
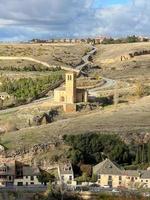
[54,71,88,112]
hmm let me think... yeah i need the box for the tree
[38,170,55,185]
[64,133,132,165]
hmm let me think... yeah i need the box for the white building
[58,162,75,186]
[14,165,41,186]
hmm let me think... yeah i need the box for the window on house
[108,176,112,180]
[17,182,23,186]
[69,176,72,181]
[31,176,34,181]
[26,176,28,179]
[30,182,34,185]
[141,180,143,182]
[119,176,122,180]
[108,180,112,187]
[146,180,148,182]
[9,176,12,180]
[26,182,28,186]
[131,177,134,182]
[98,175,101,179]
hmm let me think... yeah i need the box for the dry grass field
[0,43,90,69]
[94,42,150,82]
[0,42,150,155]
[1,95,150,150]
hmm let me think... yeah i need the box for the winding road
[76,45,116,97]
[0,45,116,114]
[88,78,116,97]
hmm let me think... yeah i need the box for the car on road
[112,189,120,193]
[89,184,101,192]
[103,185,110,189]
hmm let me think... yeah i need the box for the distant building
[93,159,150,189]
[54,71,88,112]
[138,36,150,42]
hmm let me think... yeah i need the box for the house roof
[124,170,150,179]
[0,161,15,175]
[7,162,16,175]
[124,170,140,177]
[93,159,123,175]
[55,86,65,91]
[23,165,40,176]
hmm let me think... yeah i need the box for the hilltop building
[54,71,88,112]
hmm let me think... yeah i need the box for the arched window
[67,75,72,80]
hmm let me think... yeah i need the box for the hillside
[0,43,90,70]
[1,95,150,151]
[0,42,150,164]
[94,42,150,82]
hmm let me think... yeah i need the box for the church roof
[54,86,65,91]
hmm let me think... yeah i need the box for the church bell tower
[65,71,76,104]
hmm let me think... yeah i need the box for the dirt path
[0,56,79,73]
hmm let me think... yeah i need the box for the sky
[0,0,149,41]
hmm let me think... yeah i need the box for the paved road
[0,186,47,192]
[88,78,116,97]
[76,46,97,71]
[76,46,117,97]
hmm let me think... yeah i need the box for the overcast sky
[0,0,149,41]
